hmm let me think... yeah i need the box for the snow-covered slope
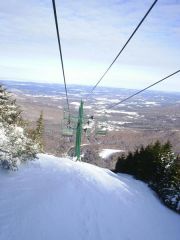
[0,154,179,240]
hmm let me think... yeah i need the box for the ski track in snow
[0,154,179,240]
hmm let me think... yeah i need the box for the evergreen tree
[0,85,22,125]
[115,141,180,213]
[0,85,38,170]
[28,111,44,152]
[35,111,44,152]
[158,153,180,212]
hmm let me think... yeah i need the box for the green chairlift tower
[61,100,108,160]
[75,100,84,160]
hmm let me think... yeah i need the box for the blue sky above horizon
[0,0,179,92]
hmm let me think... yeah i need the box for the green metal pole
[75,100,84,160]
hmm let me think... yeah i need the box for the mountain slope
[0,154,179,240]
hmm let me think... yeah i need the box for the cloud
[0,0,179,91]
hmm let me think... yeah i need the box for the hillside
[2,80,180,164]
[0,154,179,240]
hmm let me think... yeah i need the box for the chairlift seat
[95,128,107,136]
[62,128,74,137]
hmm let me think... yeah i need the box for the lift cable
[88,0,158,96]
[108,69,180,109]
[52,0,70,115]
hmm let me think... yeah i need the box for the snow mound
[0,154,179,240]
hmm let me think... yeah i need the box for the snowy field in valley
[99,149,123,159]
[0,154,179,240]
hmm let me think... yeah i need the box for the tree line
[115,141,180,213]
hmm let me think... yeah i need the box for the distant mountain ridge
[1,80,180,98]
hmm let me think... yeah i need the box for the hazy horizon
[1,78,180,94]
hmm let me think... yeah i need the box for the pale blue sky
[0,0,179,92]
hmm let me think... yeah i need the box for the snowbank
[0,154,179,240]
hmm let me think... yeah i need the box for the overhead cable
[108,70,180,109]
[52,0,70,114]
[89,0,158,95]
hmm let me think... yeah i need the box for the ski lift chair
[95,114,108,136]
[95,126,107,136]
[95,120,108,136]
[62,127,74,137]
[61,107,77,137]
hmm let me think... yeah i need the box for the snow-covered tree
[158,153,180,213]
[0,85,39,170]
[0,122,38,170]
[0,86,22,125]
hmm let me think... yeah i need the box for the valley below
[2,80,180,169]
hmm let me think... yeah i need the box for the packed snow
[0,154,179,240]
